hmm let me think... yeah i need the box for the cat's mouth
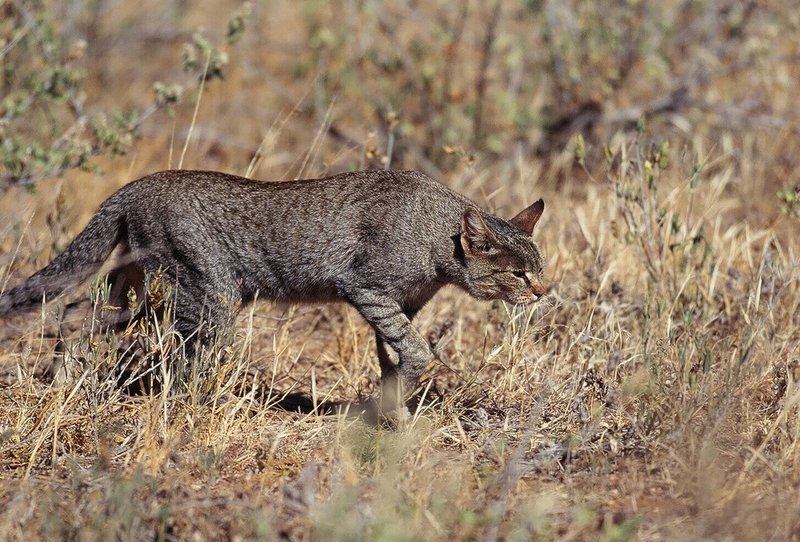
[508,285,550,305]
[506,293,543,305]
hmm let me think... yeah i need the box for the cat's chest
[400,278,446,310]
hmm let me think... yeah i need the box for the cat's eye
[511,270,527,280]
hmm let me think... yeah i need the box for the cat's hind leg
[136,253,238,363]
[172,282,237,361]
[51,250,146,385]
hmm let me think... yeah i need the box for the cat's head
[460,199,547,305]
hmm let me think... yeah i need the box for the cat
[0,169,547,404]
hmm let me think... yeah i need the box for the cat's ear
[509,198,544,235]
[461,207,497,253]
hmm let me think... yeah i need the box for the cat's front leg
[344,288,434,400]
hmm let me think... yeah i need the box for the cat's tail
[0,193,127,316]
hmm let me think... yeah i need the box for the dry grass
[2,1,800,540]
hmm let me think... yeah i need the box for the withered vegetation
[1,1,799,540]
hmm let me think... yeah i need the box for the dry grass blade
[178,50,212,170]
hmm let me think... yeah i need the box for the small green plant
[610,135,713,293]
[0,2,251,191]
[777,185,800,218]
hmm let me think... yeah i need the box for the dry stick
[473,0,502,144]
[0,13,34,60]
[245,110,285,179]
[278,75,322,178]
[168,120,176,169]
[384,123,395,170]
[178,50,212,170]
[295,99,335,180]
[250,112,297,179]
[246,82,313,179]
[254,75,362,176]
[326,138,365,173]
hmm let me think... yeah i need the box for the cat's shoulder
[390,169,439,184]
[384,170,455,193]
[317,169,444,193]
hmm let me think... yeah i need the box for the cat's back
[115,169,471,240]
[312,169,471,217]
[265,168,465,205]
[121,169,266,201]
[121,168,454,199]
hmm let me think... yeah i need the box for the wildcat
[0,169,546,403]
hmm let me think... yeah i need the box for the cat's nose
[531,279,548,298]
